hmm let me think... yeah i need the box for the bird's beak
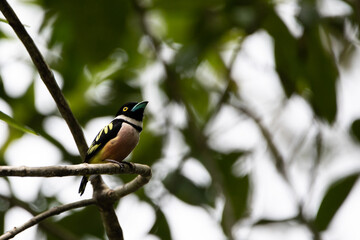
[131,101,148,112]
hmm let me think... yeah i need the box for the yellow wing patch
[95,122,114,142]
[95,129,103,141]
[87,143,101,154]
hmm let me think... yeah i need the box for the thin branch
[0,194,79,240]
[237,105,323,240]
[253,216,300,226]
[0,198,95,240]
[0,163,151,177]
[237,105,289,182]
[206,39,243,126]
[0,0,88,159]
[114,174,151,199]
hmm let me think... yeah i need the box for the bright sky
[1,0,360,240]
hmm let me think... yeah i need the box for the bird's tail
[78,176,88,196]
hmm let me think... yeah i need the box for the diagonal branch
[0,0,88,159]
[237,105,289,182]
[0,198,95,240]
[0,194,79,240]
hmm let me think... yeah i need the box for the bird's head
[116,101,148,121]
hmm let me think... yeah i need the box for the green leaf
[56,205,104,238]
[0,18,8,24]
[264,8,338,123]
[149,208,172,240]
[303,26,338,123]
[314,174,358,231]
[0,111,38,135]
[179,78,210,124]
[263,9,300,97]
[350,119,360,143]
[215,152,249,226]
[0,197,8,234]
[131,130,163,167]
[0,18,29,28]
[163,170,216,207]
[0,211,4,235]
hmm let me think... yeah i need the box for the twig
[0,163,151,177]
[0,194,79,240]
[237,105,289,182]
[0,0,88,159]
[0,198,95,240]
[114,174,151,198]
[237,105,323,240]
[206,38,243,125]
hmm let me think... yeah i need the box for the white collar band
[115,115,143,128]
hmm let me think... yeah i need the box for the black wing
[84,119,123,163]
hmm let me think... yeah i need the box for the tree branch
[0,0,88,159]
[0,198,95,240]
[237,105,289,182]
[98,204,124,240]
[0,194,79,240]
[237,105,323,240]
[0,163,152,239]
[91,176,124,240]
[0,162,151,177]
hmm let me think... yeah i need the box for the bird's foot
[105,159,135,171]
[121,161,135,171]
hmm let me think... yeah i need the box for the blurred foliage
[149,207,171,240]
[1,0,360,239]
[314,173,358,231]
[0,110,37,135]
[56,206,104,239]
[350,118,360,143]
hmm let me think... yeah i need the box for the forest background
[1,0,360,239]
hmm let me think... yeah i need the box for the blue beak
[131,101,148,112]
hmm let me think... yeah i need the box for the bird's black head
[116,101,148,121]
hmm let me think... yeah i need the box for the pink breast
[102,123,140,162]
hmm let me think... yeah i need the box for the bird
[78,101,148,196]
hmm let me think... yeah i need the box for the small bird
[78,101,148,196]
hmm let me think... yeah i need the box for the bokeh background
[1,0,360,239]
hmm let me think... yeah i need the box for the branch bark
[91,177,124,240]
[0,198,95,240]
[0,163,151,177]
[0,194,80,240]
[0,0,88,159]
[0,163,151,240]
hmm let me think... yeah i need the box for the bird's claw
[120,161,135,170]
[105,159,135,171]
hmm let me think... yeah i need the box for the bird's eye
[123,107,128,112]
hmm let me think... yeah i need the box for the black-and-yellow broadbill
[78,101,148,196]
